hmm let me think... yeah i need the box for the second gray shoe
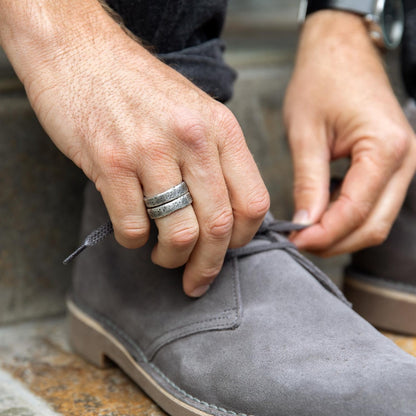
[69,183,416,416]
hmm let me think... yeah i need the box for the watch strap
[306,0,375,16]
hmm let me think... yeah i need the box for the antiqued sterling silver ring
[147,192,193,219]
[144,181,189,208]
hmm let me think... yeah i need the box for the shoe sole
[68,300,215,416]
[344,275,416,335]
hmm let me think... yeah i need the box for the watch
[298,0,404,50]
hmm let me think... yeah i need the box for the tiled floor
[0,316,415,416]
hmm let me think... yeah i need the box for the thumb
[289,129,331,226]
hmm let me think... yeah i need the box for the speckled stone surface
[0,317,166,416]
[0,317,414,416]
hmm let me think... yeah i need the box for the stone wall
[0,56,86,324]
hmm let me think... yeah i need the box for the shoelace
[227,219,350,305]
[63,219,299,265]
[64,180,346,265]
[63,218,349,305]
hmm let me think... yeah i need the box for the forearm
[0,0,148,88]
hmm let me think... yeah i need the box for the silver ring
[147,192,193,219]
[144,181,189,208]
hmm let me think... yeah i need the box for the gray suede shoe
[69,183,416,416]
[344,99,416,335]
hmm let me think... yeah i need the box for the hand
[0,0,269,296]
[284,10,416,256]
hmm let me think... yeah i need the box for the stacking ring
[147,192,193,219]
[144,181,189,208]
[144,181,193,219]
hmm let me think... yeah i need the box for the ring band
[147,192,193,219]
[144,181,189,208]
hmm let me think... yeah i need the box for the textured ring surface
[144,181,189,208]
[147,192,193,219]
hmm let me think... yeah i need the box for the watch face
[381,0,404,49]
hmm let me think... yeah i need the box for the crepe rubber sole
[67,300,237,416]
[344,273,416,336]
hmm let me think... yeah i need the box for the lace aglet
[63,220,114,265]
[63,244,87,265]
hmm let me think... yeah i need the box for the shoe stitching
[147,360,251,416]
[145,258,242,358]
[146,316,238,359]
[72,299,251,416]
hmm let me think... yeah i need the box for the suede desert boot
[344,100,416,335]
[68,182,416,416]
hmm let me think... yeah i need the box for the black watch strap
[306,0,375,16]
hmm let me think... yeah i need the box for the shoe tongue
[247,213,351,307]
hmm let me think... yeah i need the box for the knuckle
[205,209,234,240]
[197,266,223,285]
[217,107,240,134]
[215,107,246,148]
[116,222,149,248]
[389,129,411,165]
[353,205,370,225]
[162,223,199,249]
[339,194,370,226]
[176,117,209,151]
[374,128,412,169]
[98,146,134,175]
[245,188,271,219]
[365,225,390,246]
[293,180,319,199]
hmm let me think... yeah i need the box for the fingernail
[189,284,211,298]
[292,210,311,225]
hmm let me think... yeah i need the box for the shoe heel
[68,303,112,368]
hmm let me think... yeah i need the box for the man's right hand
[0,0,269,297]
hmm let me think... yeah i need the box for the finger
[288,124,331,226]
[218,119,270,248]
[181,151,233,297]
[290,141,403,251]
[139,160,199,269]
[97,172,150,248]
[315,151,416,257]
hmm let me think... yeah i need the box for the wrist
[296,9,384,74]
[302,9,375,50]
